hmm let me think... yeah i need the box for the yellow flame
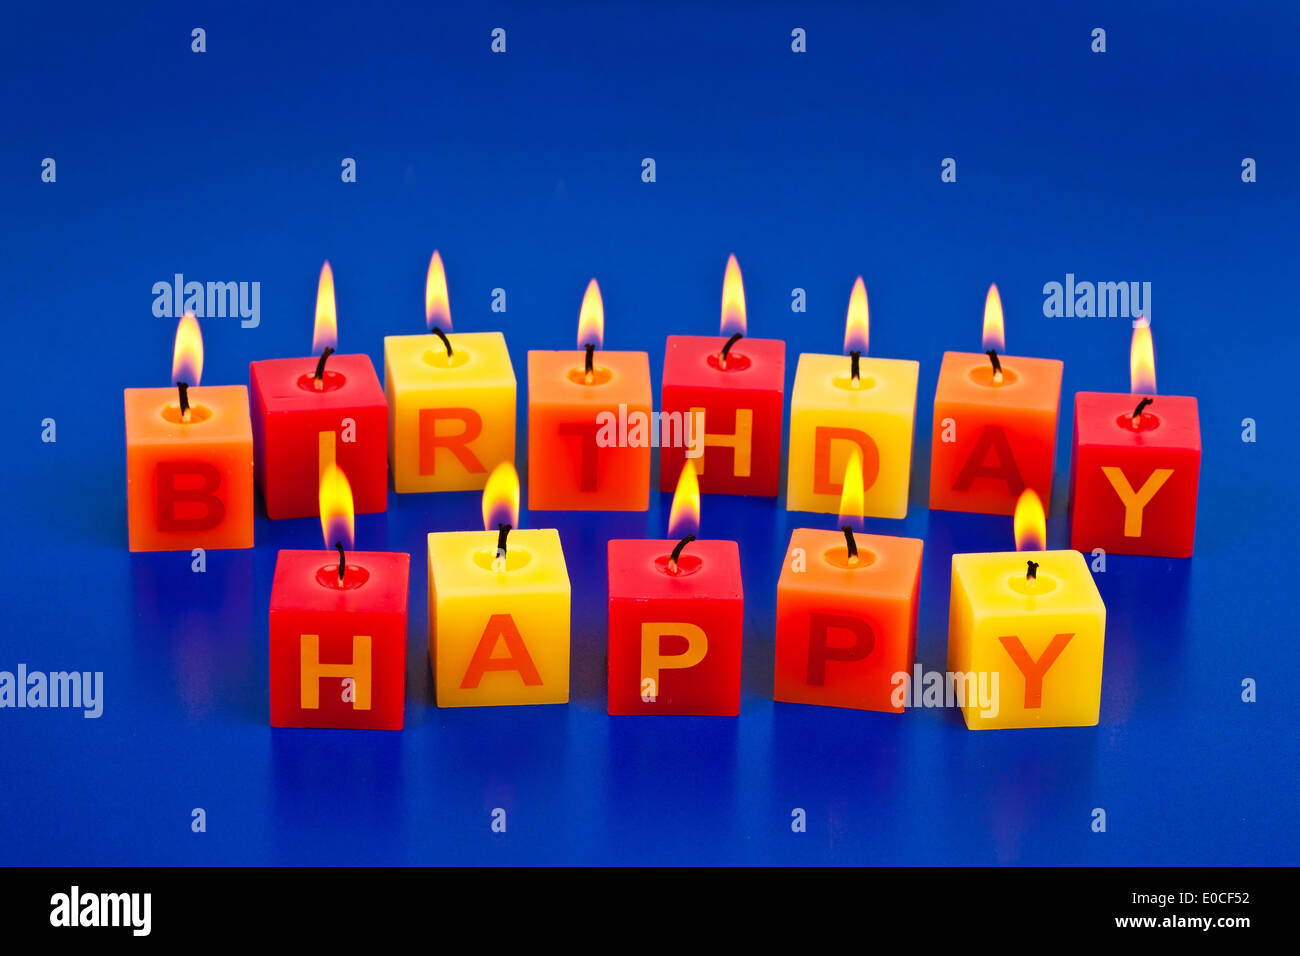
[720,254,746,337]
[313,260,338,354]
[843,277,869,355]
[426,250,452,333]
[319,461,355,551]
[1013,488,1046,551]
[482,461,520,532]
[171,312,203,385]
[1130,324,1156,395]
[667,459,701,539]
[576,278,604,349]
[982,283,1005,353]
[837,447,865,532]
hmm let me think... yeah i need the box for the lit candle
[384,251,517,493]
[427,462,571,707]
[660,255,786,497]
[268,463,410,729]
[607,461,744,715]
[948,489,1105,729]
[929,284,1063,515]
[527,279,652,510]
[775,447,923,711]
[787,277,920,519]
[249,261,389,519]
[1069,324,1200,557]
[124,312,254,551]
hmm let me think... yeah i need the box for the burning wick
[1131,396,1154,428]
[584,343,596,384]
[841,525,860,565]
[719,332,743,370]
[667,534,696,574]
[849,351,862,389]
[493,523,511,571]
[1026,559,1039,582]
[176,381,192,422]
[335,541,346,584]
[431,327,453,358]
[313,347,335,390]
[986,349,1004,385]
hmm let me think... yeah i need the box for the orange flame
[426,250,452,333]
[843,277,869,355]
[1013,488,1046,551]
[720,254,747,337]
[171,312,203,385]
[313,261,338,354]
[982,283,1005,353]
[577,278,604,349]
[837,447,865,532]
[319,461,355,551]
[482,461,520,532]
[1130,324,1156,395]
[667,460,701,539]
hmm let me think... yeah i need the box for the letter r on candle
[691,407,753,477]
[1100,466,1174,537]
[300,634,372,710]
[419,407,486,476]
[641,622,708,690]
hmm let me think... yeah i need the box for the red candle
[269,463,409,729]
[1069,325,1200,557]
[607,462,744,715]
[929,285,1063,515]
[250,262,388,520]
[660,255,785,497]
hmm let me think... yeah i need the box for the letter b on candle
[155,461,226,532]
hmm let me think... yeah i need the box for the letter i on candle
[1069,324,1201,557]
[124,312,254,551]
[948,489,1105,729]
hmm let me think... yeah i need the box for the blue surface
[1,1,1296,865]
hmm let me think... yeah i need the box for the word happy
[152,274,261,328]
[1042,274,1152,321]
[0,664,103,718]
[595,404,705,457]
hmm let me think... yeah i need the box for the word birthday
[0,664,103,718]
[151,273,260,328]
[1042,273,1152,321]
[595,404,705,457]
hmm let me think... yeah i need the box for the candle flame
[1013,488,1046,551]
[720,254,747,337]
[1130,324,1156,395]
[837,446,866,533]
[667,460,701,539]
[482,461,520,532]
[982,283,1005,353]
[426,250,452,333]
[843,276,869,356]
[577,278,604,349]
[313,261,338,355]
[319,461,355,551]
[171,312,203,385]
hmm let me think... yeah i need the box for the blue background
[1,1,1296,865]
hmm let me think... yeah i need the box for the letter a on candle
[461,613,543,688]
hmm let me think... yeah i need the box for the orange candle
[124,313,254,551]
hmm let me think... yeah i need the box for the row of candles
[124,255,1201,731]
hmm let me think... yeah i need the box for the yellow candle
[384,252,516,493]
[786,279,918,519]
[427,464,571,707]
[947,491,1105,729]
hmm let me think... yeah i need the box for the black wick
[335,542,346,583]
[313,346,335,385]
[668,534,696,570]
[432,327,453,357]
[495,523,511,561]
[176,381,191,418]
[1131,396,1153,425]
[841,524,859,561]
[1026,559,1039,581]
[986,349,1003,379]
[719,332,743,367]
[584,343,596,377]
[849,350,862,383]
